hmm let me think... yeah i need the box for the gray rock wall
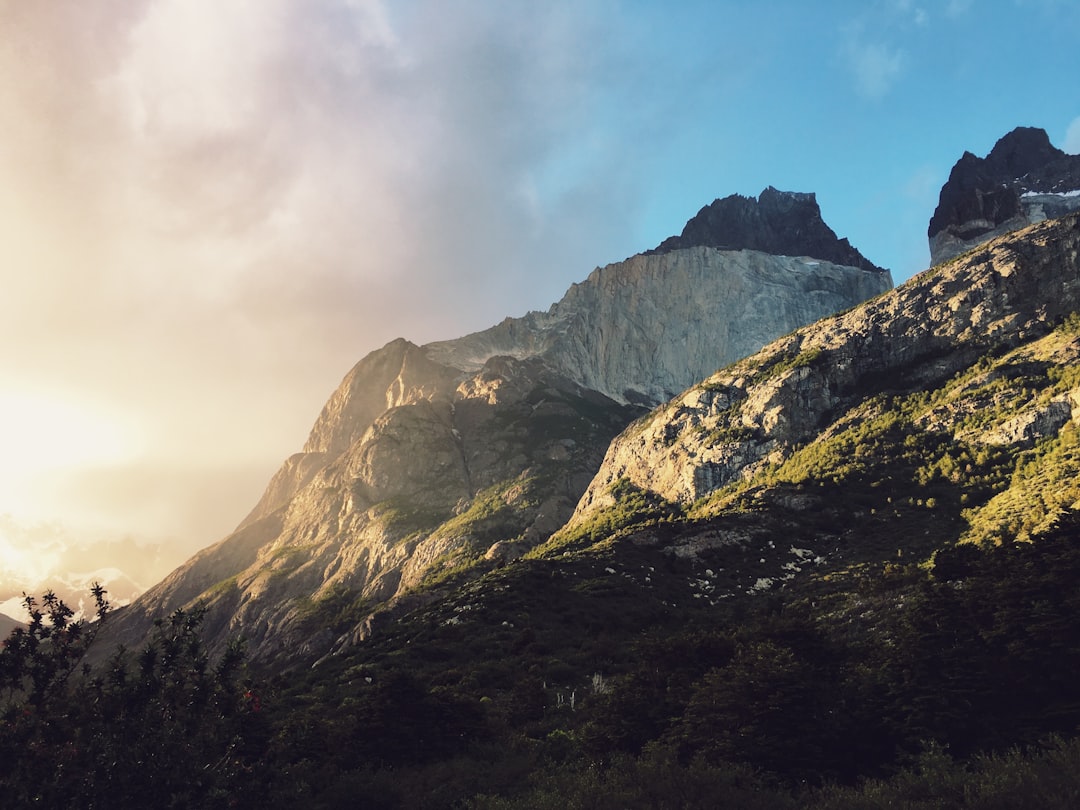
[426,247,893,406]
[568,213,1080,527]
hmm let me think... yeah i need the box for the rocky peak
[649,186,885,273]
[567,212,1080,529]
[103,185,893,668]
[983,126,1064,178]
[929,127,1080,265]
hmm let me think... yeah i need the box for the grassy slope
[232,315,1080,806]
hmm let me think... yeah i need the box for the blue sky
[0,0,1078,604]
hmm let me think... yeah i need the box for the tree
[0,588,265,808]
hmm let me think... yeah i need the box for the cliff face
[425,247,891,406]
[651,186,885,273]
[566,213,1080,532]
[104,348,638,664]
[929,127,1080,265]
[235,339,461,531]
[102,188,889,666]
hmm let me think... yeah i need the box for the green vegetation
[367,496,446,539]
[227,506,1080,808]
[530,477,683,557]
[7,298,1080,806]
[438,479,532,542]
[1,590,263,808]
[962,421,1080,545]
[8,503,1080,807]
[297,581,370,634]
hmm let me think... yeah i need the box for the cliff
[425,247,891,407]
[99,188,890,666]
[929,127,1080,265]
[566,212,1080,536]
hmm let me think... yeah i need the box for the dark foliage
[6,508,1080,808]
[0,590,266,808]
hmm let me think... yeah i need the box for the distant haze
[1,0,1079,614]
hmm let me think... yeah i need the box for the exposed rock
[98,347,638,666]
[101,189,891,667]
[567,213,1080,525]
[980,394,1073,447]
[929,127,1080,265]
[649,187,886,273]
[426,247,891,406]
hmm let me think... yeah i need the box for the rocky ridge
[425,246,890,407]
[929,127,1080,265]
[101,189,890,665]
[651,186,885,273]
[566,212,1080,536]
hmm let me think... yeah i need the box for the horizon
[2,0,1079,619]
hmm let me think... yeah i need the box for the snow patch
[1021,189,1080,198]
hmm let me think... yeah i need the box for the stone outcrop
[101,189,890,667]
[651,187,886,273]
[567,213,1080,526]
[929,127,1080,265]
[426,246,891,407]
[100,348,638,665]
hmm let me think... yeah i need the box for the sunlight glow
[0,390,142,474]
[0,389,145,532]
[0,530,61,587]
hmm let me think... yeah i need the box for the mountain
[243,211,1080,805]
[18,143,1080,808]
[98,188,890,665]
[650,185,884,273]
[0,612,24,638]
[928,126,1080,265]
[569,211,1080,530]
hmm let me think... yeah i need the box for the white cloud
[0,0,658,579]
[844,35,906,99]
[0,515,161,622]
[1065,116,1080,154]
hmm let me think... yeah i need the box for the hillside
[233,212,1080,806]
[7,184,1080,807]
[96,188,889,666]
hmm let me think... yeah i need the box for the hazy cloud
[1065,116,1080,154]
[844,35,906,99]
[0,515,157,621]
[0,0,662,574]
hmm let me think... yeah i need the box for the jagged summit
[649,186,886,273]
[99,185,891,668]
[929,126,1080,264]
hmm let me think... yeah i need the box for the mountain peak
[648,186,886,273]
[928,126,1080,264]
[984,126,1065,176]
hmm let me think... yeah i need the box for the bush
[0,589,265,809]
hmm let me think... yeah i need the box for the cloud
[844,36,906,99]
[840,13,908,101]
[0,0,663,574]
[0,515,159,622]
[1065,116,1080,154]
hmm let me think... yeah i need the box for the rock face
[101,189,890,667]
[426,246,891,407]
[104,348,638,665]
[651,186,884,273]
[566,213,1080,530]
[928,127,1080,265]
